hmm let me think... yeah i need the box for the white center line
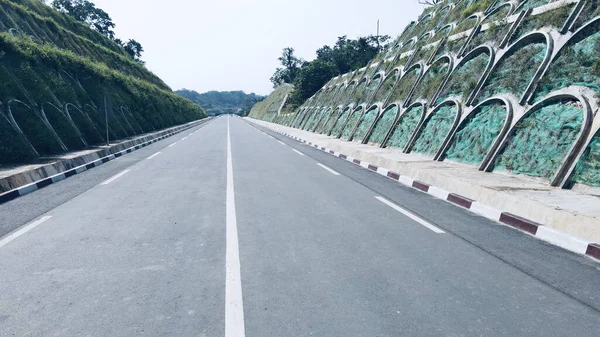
[375,196,445,234]
[101,169,130,185]
[0,216,52,249]
[277,140,285,146]
[225,117,246,337]
[292,149,304,156]
[317,163,340,176]
[168,142,177,147]
[146,152,161,160]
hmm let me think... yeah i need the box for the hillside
[0,0,205,164]
[254,0,600,189]
[175,89,264,116]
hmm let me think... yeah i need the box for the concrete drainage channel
[247,120,600,264]
[0,117,214,205]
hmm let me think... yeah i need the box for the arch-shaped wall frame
[469,31,554,106]
[483,93,592,186]
[382,101,427,151]
[383,62,424,108]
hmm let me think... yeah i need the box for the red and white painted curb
[260,124,600,263]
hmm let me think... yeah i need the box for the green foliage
[321,108,341,134]
[51,0,115,39]
[270,47,303,87]
[533,27,600,101]
[410,59,449,103]
[352,107,378,142]
[372,72,399,103]
[176,89,264,116]
[410,104,457,156]
[340,108,363,140]
[386,105,423,149]
[445,103,507,164]
[387,67,420,104]
[367,105,398,145]
[493,101,583,179]
[330,108,351,138]
[451,17,478,35]
[477,42,546,103]
[512,4,575,43]
[249,84,293,120]
[573,0,600,29]
[437,51,489,104]
[289,60,337,107]
[572,131,600,187]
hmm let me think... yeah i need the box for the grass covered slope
[0,0,205,164]
[248,84,293,122]
[259,0,600,189]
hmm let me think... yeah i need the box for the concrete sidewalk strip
[0,118,214,205]
[245,118,600,263]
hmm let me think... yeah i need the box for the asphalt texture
[0,115,599,336]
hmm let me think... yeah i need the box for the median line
[101,169,130,185]
[0,216,52,249]
[375,196,445,234]
[317,163,340,176]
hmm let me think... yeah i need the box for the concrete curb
[253,121,600,263]
[0,118,211,205]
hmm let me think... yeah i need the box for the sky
[92,0,424,96]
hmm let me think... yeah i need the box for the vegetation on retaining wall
[256,0,600,189]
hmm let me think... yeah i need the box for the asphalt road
[0,115,599,336]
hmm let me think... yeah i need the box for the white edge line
[292,149,305,156]
[100,169,130,185]
[146,152,161,160]
[0,216,52,249]
[278,140,286,145]
[168,142,177,147]
[375,196,445,234]
[317,163,340,176]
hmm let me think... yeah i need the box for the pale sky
[92,0,424,96]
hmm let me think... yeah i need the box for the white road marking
[375,196,445,233]
[225,117,246,337]
[100,169,130,185]
[317,163,340,176]
[181,137,188,141]
[292,149,305,156]
[277,140,285,146]
[0,216,52,249]
[168,142,177,147]
[146,152,161,160]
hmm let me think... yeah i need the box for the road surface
[0,115,599,336]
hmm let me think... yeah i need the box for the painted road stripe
[317,163,340,176]
[0,216,52,249]
[100,170,130,185]
[181,136,188,141]
[375,196,445,234]
[168,142,177,148]
[146,152,161,160]
[225,116,246,337]
[292,149,304,156]
[278,140,285,145]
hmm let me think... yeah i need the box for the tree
[290,60,338,106]
[51,0,116,39]
[123,39,144,63]
[270,47,304,87]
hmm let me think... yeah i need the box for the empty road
[1,115,599,336]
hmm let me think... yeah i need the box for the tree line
[42,0,144,63]
[271,34,391,108]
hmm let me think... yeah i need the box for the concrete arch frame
[41,101,88,149]
[0,101,39,158]
[404,99,462,158]
[314,107,336,133]
[382,62,424,108]
[383,102,428,151]
[322,106,345,136]
[565,0,593,33]
[482,93,592,186]
[469,31,554,106]
[431,45,495,110]
[7,99,68,153]
[328,106,355,137]
[339,105,367,140]
[369,68,402,106]
[356,103,384,144]
[524,16,600,105]
[437,97,514,168]
[407,55,454,107]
